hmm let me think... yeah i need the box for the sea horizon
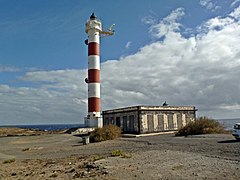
[0,123,85,131]
[0,118,239,131]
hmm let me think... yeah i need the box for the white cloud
[199,0,210,6]
[125,41,132,49]
[199,0,221,12]
[0,69,88,125]
[231,0,240,7]
[101,7,240,118]
[1,6,240,125]
[0,65,19,72]
[219,104,240,110]
[141,15,156,25]
[149,8,185,39]
[230,6,240,19]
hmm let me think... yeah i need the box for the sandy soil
[0,128,239,179]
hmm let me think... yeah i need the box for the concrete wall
[103,111,139,133]
[103,106,196,134]
[140,110,196,133]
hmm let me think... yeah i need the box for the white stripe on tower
[88,55,100,70]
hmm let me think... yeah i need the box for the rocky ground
[0,128,239,179]
[0,127,64,137]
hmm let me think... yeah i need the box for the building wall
[103,111,139,133]
[103,106,196,134]
[140,110,196,133]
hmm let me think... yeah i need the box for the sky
[0,0,240,125]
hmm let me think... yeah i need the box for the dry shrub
[3,159,15,164]
[90,124,121,142]
[111,150,132,158]
[175,116,226,136]
[111,150,125,157]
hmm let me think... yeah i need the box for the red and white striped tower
[85,13,114,128]
[85,13,101,128]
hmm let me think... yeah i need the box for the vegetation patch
[90,124,121,142]
[22,147,30,152]
[3,159,15,164]
[111,150,132,158]
[175,116,226,136]
[92,155,104,161]
[172,164,184,171]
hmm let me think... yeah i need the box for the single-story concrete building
[102,106,197,134]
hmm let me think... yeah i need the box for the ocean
[0,119,239,131]
[0,124,85,131]
[216,118,240,130]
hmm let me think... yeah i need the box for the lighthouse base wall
[84,116,103,128]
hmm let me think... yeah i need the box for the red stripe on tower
[88,42,100,56]
[88,97,100,112]
[88,69,100,83]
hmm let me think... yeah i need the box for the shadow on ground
[218,139,240,143]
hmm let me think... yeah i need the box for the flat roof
[102,105,197,114]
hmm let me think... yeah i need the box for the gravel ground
[0,131,239,179]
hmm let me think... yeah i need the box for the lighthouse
[85,13,114,128]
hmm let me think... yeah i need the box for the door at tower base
[84,116,103,128]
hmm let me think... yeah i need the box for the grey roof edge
[102,105,197,114]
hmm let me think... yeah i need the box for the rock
[73,172,81,178]
[50,173,58,178]
[11,172,17,176]
[102,170,109,174]
[68,168,75,173]
[85,162,98,170]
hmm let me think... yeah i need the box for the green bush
[92,155,104,161]
[3,159,15,164]
[175,116,226,136]
[111,150,132,158]
[90,124,121,142]
[111,150,125,157]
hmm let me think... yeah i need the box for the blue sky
[0,0,240,125]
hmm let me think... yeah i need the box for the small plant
[92,155,104,161]
[172,164,184,171]
[3,159,15,164]
[111,150,132,158]
[22,147,30,151]
[111,150,125,157]
[175,116,226,136]
[90,124,121,142]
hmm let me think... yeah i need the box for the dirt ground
[0,128,239,179]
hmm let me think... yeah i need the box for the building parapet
[139,106,196,111]
[102,105,197,115]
